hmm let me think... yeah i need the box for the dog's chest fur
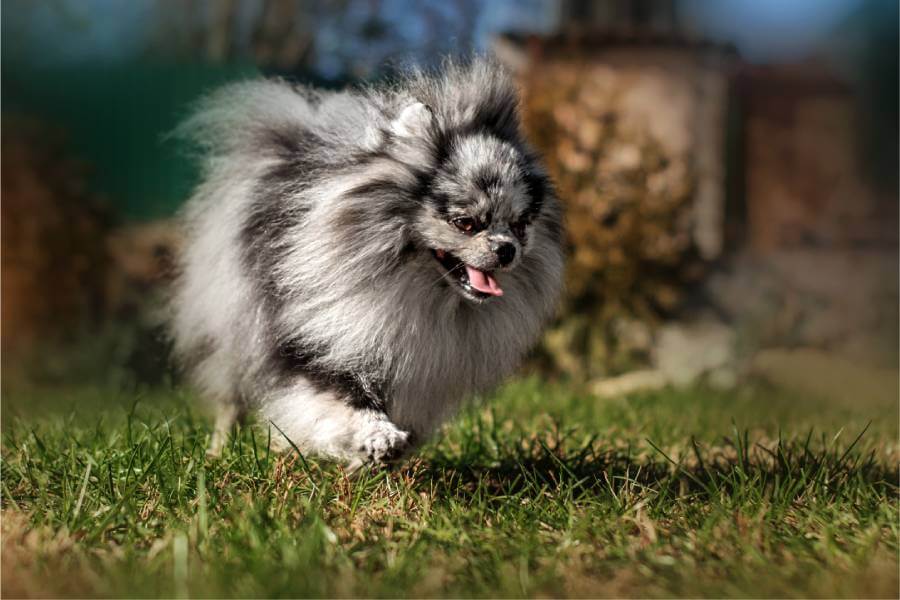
[276,246,553,437]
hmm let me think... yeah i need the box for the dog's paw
[356,419,410,464]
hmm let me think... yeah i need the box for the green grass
[2,378,898,598]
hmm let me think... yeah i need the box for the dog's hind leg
[207,402,242,457]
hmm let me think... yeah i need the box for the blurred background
[2,0,898,404]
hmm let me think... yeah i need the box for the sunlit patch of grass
[2,378,898,598]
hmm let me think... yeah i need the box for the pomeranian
[170,59,564,467]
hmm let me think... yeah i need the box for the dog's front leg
[261,380,410,468]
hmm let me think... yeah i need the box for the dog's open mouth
[432,249,503,300]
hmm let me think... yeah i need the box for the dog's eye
[451,217,480,234]
[511,219,528,239]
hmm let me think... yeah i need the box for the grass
[2,377,898,598]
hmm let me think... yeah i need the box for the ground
[2,377,898,598]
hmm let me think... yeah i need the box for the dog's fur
[170,59,564,467]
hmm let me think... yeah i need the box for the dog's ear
[392,102,433,138]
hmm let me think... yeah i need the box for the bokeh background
[2,0,898,404]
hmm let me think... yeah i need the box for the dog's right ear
[392,102,434,138]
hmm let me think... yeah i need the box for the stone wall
[497,36,897,384]
[496,34,737,378]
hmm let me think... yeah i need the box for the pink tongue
[465,265,503,296]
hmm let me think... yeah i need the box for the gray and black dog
[170,59,564,468]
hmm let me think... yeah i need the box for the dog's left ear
[392,102,433,138]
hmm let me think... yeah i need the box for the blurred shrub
[521,59,713,378]
[1,118,177,389]
[1,118,113,359]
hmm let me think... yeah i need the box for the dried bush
[521,60,709,378]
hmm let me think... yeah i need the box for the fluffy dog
[170,59,564,467]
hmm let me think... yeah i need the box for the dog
[169,58,564,467]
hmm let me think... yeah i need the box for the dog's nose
[493,242,516,266]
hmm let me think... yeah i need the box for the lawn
[2,377,898,598]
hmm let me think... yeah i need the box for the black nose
[494,242,516,266]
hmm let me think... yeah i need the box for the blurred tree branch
[253,0,312,69]
[207,0,239,61]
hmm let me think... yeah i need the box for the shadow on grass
[401,428,897,506]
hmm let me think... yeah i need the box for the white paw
[356,418,411,464]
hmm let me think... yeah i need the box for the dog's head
[390,101,555,304]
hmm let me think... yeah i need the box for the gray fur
[170,59,564,467]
